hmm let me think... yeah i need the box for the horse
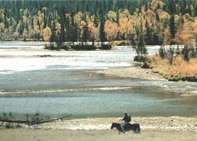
[111,122,141,133]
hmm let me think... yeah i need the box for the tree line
[0,0,196,47]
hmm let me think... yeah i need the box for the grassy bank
[150,55,197,81]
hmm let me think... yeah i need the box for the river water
[0,42,196,120]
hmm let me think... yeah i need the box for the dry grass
[150,55,197,80]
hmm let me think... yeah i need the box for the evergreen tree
[168,0,177,44]
[134,18,147,62]
[169,14,176,40]
[99,8,106,43]
[59,7,66,44]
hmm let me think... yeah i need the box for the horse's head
[111,122,120,129]
[111,122,123,133]
[111,123,115,129]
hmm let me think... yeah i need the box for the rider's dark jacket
[122,114,131,123]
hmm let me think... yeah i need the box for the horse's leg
[136,127,141,133]
[132,127,140,133]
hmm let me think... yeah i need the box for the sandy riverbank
[34,117,197,131]
[96,66,165,81]
[1,117,196,131]
[1,116,196,141]
[0,128,196,141]
[1,116,197,140]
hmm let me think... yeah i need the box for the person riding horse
[121,113,131,132]
[122,113,131,123]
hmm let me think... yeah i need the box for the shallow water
[0,70,197,119]
[0,42,196,120]
[0,41,45,48]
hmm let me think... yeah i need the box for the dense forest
[0,0,196,46]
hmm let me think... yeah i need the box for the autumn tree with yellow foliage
[0,0,196,47]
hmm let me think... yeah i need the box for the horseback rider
[122,113,131,123]
[121,113,131,132]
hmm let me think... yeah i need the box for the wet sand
[0,129,196,141]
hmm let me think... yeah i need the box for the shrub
[134,55,146,62]
[190,47,197,58]
[100,44,112,50]
[159,47,165,58]
[5,122,12,129]
[45,42,59,50]
[182,46,190,61]
[71,44,97,50]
